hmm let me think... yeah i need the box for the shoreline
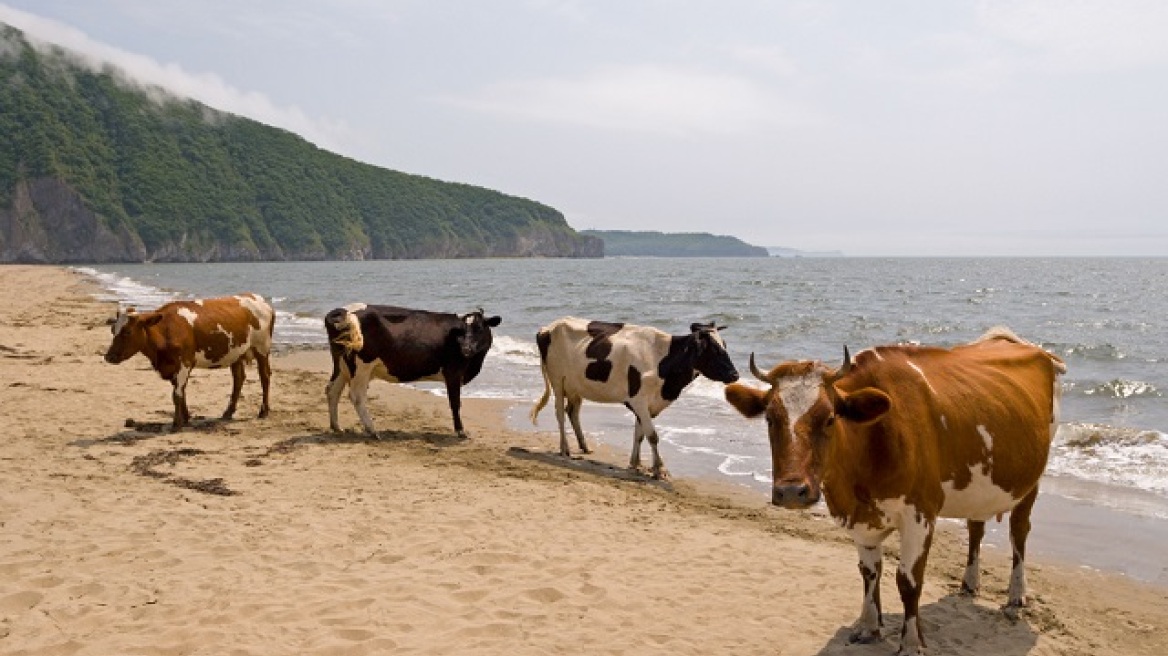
[2,264,1166,655]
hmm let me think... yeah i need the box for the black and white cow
[530,317,739,479]
[325,304,502,438]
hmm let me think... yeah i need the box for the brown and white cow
[724,327,1064,655]
[105,294,275,431]
[531,317,739,480]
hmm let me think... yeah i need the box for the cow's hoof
[456,430,469,440]
[894,645,925,656]
[848,628,881,645]
[258,408,270,419]
[1002,599,1028,621]
[652,468,671,481]
[959,583,979,597]
[221,412,235,421]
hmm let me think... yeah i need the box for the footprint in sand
[0,591,43,614]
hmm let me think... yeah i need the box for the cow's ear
[835,387,891,425]
[725,383,767,418]
[486,315,502,327]
[141,313,165,329]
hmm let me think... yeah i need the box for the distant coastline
[766,247,845,258]
[582,229,768,257]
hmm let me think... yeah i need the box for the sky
[2,1,1166,257]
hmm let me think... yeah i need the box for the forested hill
[581,230,768,257]
[0,26,601,263]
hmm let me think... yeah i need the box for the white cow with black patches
[530,317,739,480]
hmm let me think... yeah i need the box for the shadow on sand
[811,590,1040,656]
[506,446,673,491]
[261,428,467,457]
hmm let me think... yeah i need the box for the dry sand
[1,263,1165,656]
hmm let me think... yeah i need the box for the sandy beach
[1,264,1166,656]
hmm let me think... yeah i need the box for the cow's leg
[627,408,644,472]
[961,519,986,596]
[347,365,379,436]
[554,387,571,456]
[850,542,884,644]
[171,366,192,431]
[325,355,350,431]
[629,406,668,479]
[444,370,468,439]
[566,395,590,453]
[223,360,245,420]
[256,351,272,419]
[1006,487,1039,611]
[894,511,935,656]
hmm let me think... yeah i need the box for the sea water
[77,257,1168,583]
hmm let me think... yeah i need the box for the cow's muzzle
[771,482,819,509]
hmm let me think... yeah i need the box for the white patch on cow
[709,329,727,350]
[977,425,995,475]
[112,311,132,336]
[940,457,1017,520]
[907,359,936,396]
[977,424,994,454]
[1007,549,1028,605]
[897,504,933,590]
[344,302,368,313]
[465,315,475,326]
[777,373,822,438]
[853,544,883,637]
[940,414,949,431]
[846,495,907,540]
[177,307,198,327]
[194,299,204,306]
[174,366,191,398]
[194,322,253,368]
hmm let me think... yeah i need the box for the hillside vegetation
[0,25,601,262]
[581,230,768,257]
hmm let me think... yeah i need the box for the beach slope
[0,265,1165,655]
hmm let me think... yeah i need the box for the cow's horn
[824,345,854,403]
[749,352,771,384]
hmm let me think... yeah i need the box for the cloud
[439,64,814,137]
[977,0,1168,71]
[726,44,799,78]
[0,4,351,150]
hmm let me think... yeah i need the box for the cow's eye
[825,414,836,427]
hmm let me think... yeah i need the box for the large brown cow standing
[724,327,1065,656]
[105,294,275,430]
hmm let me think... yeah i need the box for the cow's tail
[529,328,552,424]
[325,307,364,354]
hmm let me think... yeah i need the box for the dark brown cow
[724,327,1065,655]
[324,303,501,438]
[105,294,275,430]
